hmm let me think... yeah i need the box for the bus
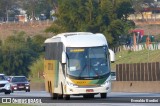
[44,32,115,100]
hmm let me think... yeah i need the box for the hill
[0,20,160,38]
[0,21,53,40]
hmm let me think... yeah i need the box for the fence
[116,62,160,81]
[112,43,160,53]
[123,43,160,51]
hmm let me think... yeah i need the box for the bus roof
[44,32,108,47]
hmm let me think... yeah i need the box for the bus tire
[100,93,107,98]
[58,83,63,99]
[52,93,58,99]
[49,81,52,93]
[48,81,50,93]
[64,95,70,100]
[58,94,63,99]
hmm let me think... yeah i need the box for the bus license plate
[86,89,94,93]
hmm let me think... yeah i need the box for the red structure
[15,15,27,22]
[131,29,144,37]
[131,29,145,48]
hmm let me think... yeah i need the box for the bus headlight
[101,80,110,87]
[66,81,78,87]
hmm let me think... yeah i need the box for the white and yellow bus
[44,32,115,100]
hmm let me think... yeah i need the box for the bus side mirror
[62,51,66,64]
[109,49,115,63]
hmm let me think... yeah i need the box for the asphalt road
[0,91,160,106]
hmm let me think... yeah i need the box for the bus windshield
[66,46,110,79]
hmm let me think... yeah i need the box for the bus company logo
[76,81,86,84]
[2,98,12,103]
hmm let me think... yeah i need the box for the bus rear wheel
[64,95,70,100]
[58,94,63,99]
[52,93,58,99]
[100,93,107,98]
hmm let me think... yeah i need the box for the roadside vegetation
[46,0,135,46]
[29,56,44,82]
[0,31,46,79]
[111,49,160,70]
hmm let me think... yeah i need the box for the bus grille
[78,85,101,88]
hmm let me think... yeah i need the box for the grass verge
[111,49,160,70]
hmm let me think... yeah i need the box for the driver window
[69,59,81,71]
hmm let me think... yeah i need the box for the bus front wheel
[100,93,107,98]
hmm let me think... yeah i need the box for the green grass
[111,49,160,70]
[29,77,44,83]
[29,56,44,83]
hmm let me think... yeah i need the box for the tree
[22,0,39,20]
[46,0,58,13]
[0,32,45,76]
[0,0,15,21]
[21,0,52,20]
[28,35,47,54]
[144,0,154,4]
[46,0,134,46]
[29,56,44,80]
[131,0,146,20]
[116,0,134,20]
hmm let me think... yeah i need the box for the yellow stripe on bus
[70,79,98,86]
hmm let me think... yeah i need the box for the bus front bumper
[64,83,111,95]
